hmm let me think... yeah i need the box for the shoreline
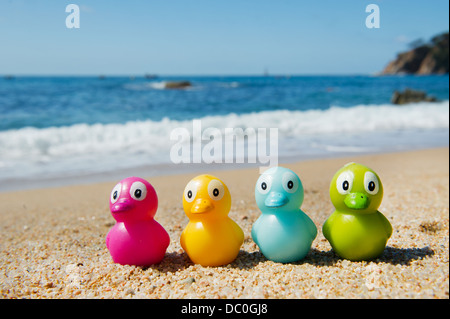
[1,145,447,193]
[0,147,448,298]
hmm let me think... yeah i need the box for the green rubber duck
[323,162,392,261]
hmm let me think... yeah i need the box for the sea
[0,75,448,191]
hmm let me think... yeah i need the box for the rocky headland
[382,32,449,75]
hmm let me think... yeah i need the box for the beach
[0,147,448,299]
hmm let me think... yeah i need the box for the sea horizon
[6,73,448,77]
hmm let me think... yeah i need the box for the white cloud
[395,35,409,43]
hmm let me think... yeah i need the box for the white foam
[0,101,448,182]
[147,81,167,90]
[123,81,168,91]
[217,81,240,88]
[124,81,202,91]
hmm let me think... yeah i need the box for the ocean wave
[0,101,448,165]
[123,81,167,91]
[124,81,202,91]
[217,81,241,88]
[124,80,243,91]
[146,81,167,90]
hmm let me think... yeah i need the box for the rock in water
[164,81,192,89]
[391,88,438,105]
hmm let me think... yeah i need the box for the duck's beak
[265,192,289,208]
[344,192,369,210]
[112,199,134,213]
[191,198,214,214]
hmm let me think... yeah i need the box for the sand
[0,147,448,299]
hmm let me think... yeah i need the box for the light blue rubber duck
[251,167,317,263]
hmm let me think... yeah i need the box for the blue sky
[0,0,448,75]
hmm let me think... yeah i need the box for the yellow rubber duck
[180,174,244,266]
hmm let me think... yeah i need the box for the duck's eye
[343,181,349,190]
[256,174,272,195]
[110,183,122,204]
[184,180,198,203]
[336,171,354,195]
[208,179,225,201]
[281,171,299,193]
[130,181,147,201]
[364,171,379,195]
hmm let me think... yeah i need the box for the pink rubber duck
[106,177,170,266]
